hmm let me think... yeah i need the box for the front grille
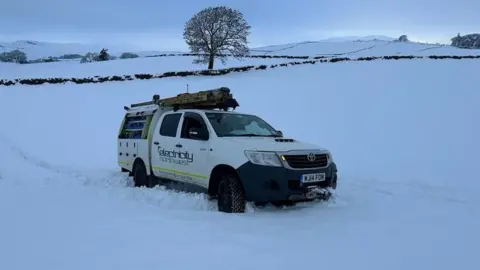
[283,153,328,169]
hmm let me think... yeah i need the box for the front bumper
[236,161,338,203]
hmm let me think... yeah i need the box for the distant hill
[0,40,130,60]
[1,35,480,62]
[249,38,478,57]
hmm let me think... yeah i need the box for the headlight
[244,150,283,167]
[326,151,335,163]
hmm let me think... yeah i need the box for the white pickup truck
[118,87,338,213]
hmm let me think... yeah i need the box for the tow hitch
[305,186,331,200]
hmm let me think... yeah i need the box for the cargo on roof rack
[129,86,239,111]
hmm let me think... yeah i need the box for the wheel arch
[132,156,153,175]
[208,164,244,197]
[133,157,146,171]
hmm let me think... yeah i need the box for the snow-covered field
[0,56,293,79]
[0,40,479,270]
[2,37,480,80]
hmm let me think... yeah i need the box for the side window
[159,113,182,137]
[180,113,209,140]
[119,114,153,139]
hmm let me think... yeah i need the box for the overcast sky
[0,0,477,50]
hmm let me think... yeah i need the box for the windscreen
[205,112,280,137]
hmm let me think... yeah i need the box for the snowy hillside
[251,39,480,56]
[2,37,480,80]
[0,40,130,59]
[1,39,479,270]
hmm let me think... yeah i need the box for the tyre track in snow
[0,134,86,179]
[0,133,222,212]
[0,134,259,212]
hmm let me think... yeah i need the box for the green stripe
[118,116,126,137]
[119,162,207,180]
[118,161,131,166]
[152,166,208,179]
[146,115,154,140]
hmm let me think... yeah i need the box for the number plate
[300,173,326,184]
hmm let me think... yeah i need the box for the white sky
[0,0,478,50]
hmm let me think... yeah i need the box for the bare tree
[183,6,251,70]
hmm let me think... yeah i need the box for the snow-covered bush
[451,33,480,49]
[59,54,83,60]
[120,52,139,59]
[80,52,100,63]
[98,48,109,61]
[80,49,116,63]
[29,56,58,63]
[0,50,28,63]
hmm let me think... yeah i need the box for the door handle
[175,144,182,148]
[153,141,159,145]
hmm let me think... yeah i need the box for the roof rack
[129,87,239,111]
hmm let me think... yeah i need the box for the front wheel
[217,173,246,213]
[331,174,337,189]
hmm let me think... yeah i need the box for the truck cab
[118,87,338,213]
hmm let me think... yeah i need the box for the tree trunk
[208,54,214,70]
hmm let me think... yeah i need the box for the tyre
[217,173,246,213]
[148,175,159,188]
[331,174,337,189]
[133,161,148,187]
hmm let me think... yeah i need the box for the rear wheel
[217,173,246,213]
[133,162,148,187]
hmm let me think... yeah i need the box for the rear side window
[160,113,182,137]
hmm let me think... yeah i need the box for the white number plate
[300,173,326,184]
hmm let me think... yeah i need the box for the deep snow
[0,42,479,270]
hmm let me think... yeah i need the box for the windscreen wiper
[226,133,280,137]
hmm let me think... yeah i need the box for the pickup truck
[118,87,338,213]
